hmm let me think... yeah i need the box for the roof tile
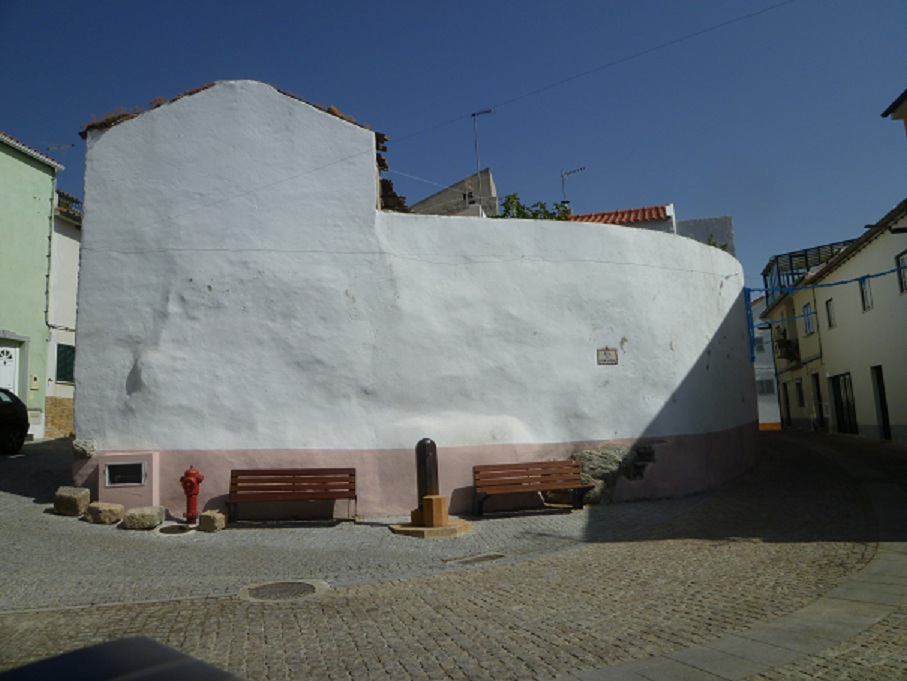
[0,131,64,170]
[569,205,670,224]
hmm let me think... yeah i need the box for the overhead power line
[395,0,799,145]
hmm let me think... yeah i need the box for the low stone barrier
[54,487,90,516]
[198,510,226,533]
[122,506,165,530]
[86,502,125,525]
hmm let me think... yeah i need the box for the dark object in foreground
[227,467,357,522]
[473,459,594,516]
[0,636,242,681]
[0,388,28,456]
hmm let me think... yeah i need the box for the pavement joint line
[0,593,239,616]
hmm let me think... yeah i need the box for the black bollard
[415,438,439,510]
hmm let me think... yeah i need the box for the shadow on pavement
[0,439,76,504]
[579,431,907,545]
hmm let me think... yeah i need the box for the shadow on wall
[567,286,890,543]
[586,286,875,541]
[607,289,758,504]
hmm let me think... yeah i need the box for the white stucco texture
[75,80,756,515]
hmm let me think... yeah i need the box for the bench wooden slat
[230,468,356,475]
[230,481,355,490]
[228,491,357,502]
[230,487,357,496]
[475,470,581,482]
[475,469,580,480]
[474,460,579,471]
[475,481,586,495]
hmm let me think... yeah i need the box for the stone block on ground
[54,486,91,516]
[122,506,165,530]
[198,510,226,533]
[568,444,637,504]
[72,438,96,459]
[86,502,125,525]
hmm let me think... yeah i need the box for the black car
[0,388,29,456]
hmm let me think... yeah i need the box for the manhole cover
[158,525,194,535]
[239,580,329,602]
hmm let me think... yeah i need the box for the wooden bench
[473,460,593,516]
[227,468,357,522]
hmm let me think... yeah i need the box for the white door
[0,344,18,393]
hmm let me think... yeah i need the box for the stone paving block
[198,510,226,533]
[666,644,771,680]
[857,553,907,579]
[622,656,726,680]
[739,625,834,655]
[795,596,892,622]
[121,506,165,530]
[53,486,90,516]
[826,579,907,606]
[701,634,806,667]
[570,664,652,680]
[760,612,865,642]
[85,502,125,525]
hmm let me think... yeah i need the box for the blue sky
[2,0,904,286]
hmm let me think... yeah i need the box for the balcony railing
[775,338,800,363]
[56,190,82,221]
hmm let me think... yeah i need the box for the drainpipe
[44,181,56,341]
[45,189,77,335]
[810,284,824,428]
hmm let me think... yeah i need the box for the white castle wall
[74,81,756,517]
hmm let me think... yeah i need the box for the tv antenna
[471,109,494,215]
[561,166,586,204]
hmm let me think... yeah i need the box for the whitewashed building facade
[74,81,757,517]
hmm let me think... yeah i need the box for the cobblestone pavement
[0,431,904,680]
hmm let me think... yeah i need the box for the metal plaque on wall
[597,348,618,365]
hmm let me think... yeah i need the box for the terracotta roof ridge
[569,204,672,224]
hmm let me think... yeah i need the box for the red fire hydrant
[180,465,204,525]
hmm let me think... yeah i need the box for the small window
[756,378,776,395]
[754,336,765,353]
[56,344,75,383]
[795,379,805,407]
[802,303,814,335]
[860,277,873,311]
[897,250,907,294]
[825,298,836,328]
[105,462,146,487]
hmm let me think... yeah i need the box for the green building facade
[0,132,63,437]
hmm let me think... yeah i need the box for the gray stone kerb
[555,448,907,681]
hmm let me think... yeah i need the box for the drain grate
[239,580,329,602]
[443,552,505,565]
[158,525,194,535]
